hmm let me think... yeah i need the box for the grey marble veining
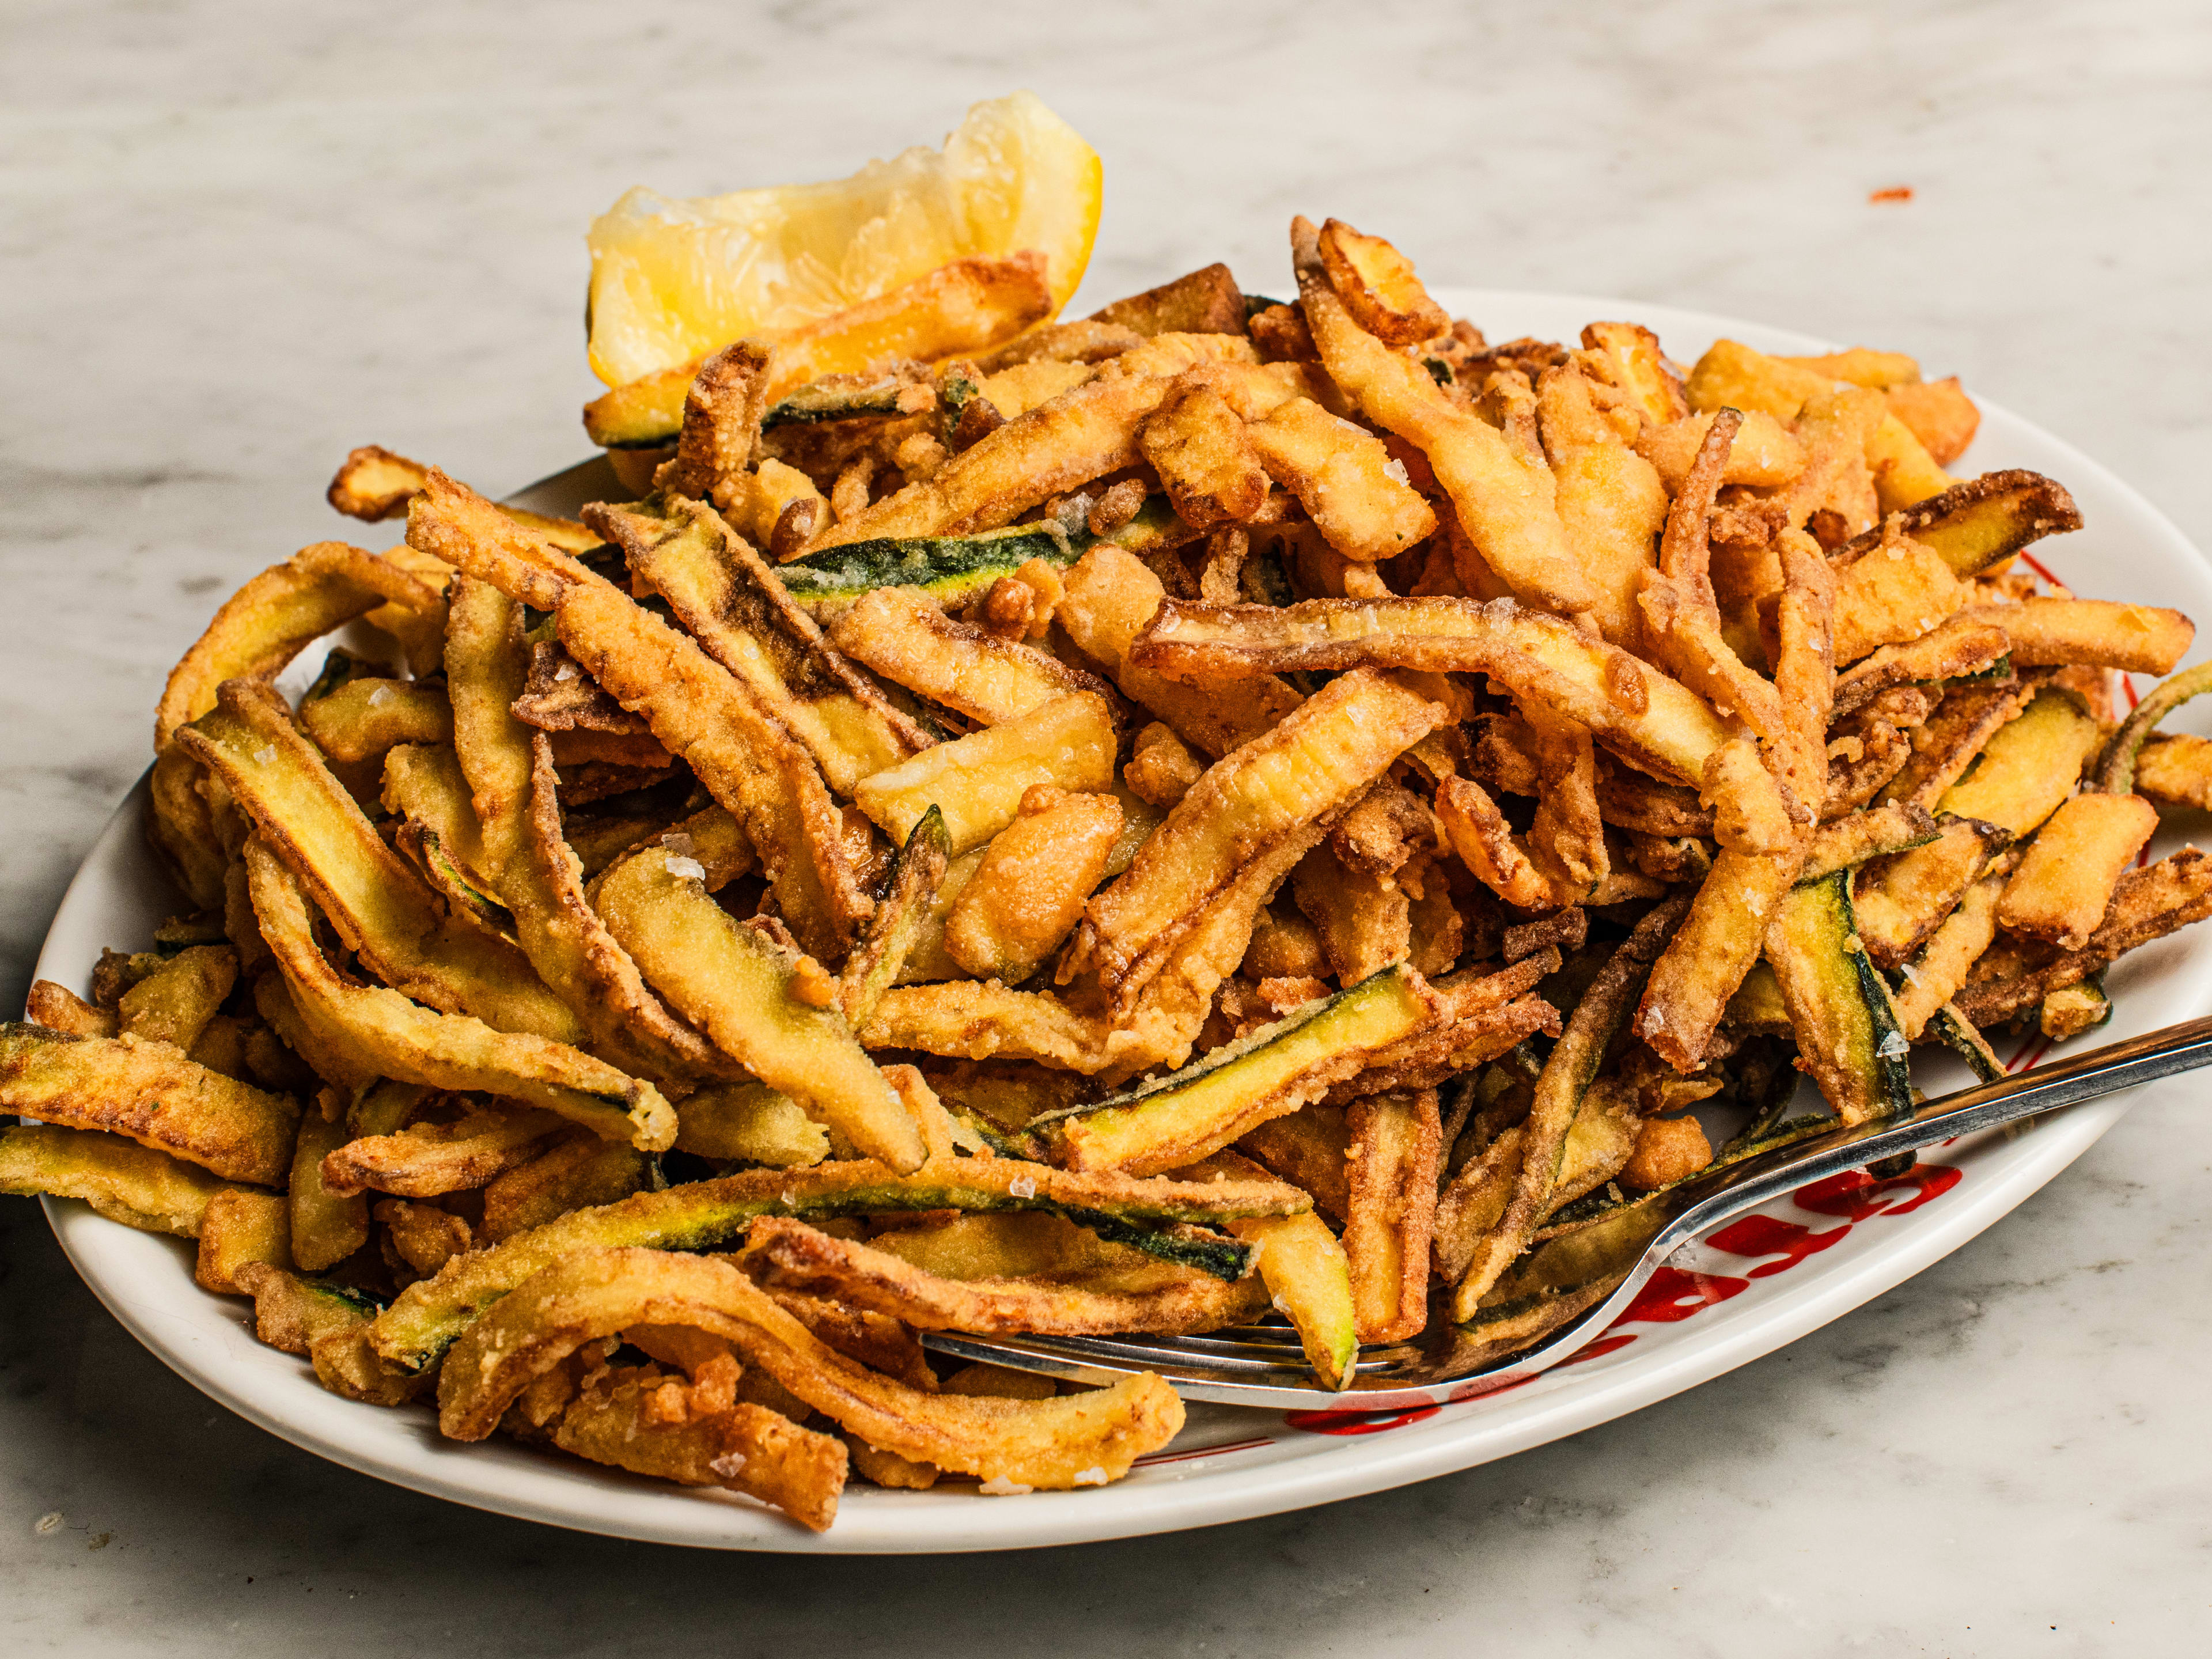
[4,1,2210,1652]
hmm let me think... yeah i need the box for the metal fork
[922,1013,2212,1409]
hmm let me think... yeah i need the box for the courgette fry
[593,840,923,1173]
[1934,687,2103,838]
[1875,677,2038,812]
[1342,1088,1441,1344]
[809,334,1256,548]
[742,1215,1269,1336]
[1291,217,1593,614]
[1058,542,1303,759]
[546,1361,847,1533]
[597,497,925,790]
[245,839,675,1151]
[412,471,870,959]
[1892,866,2002,1035]
[181,679,583,1044]
[1072,669,1445,1011]
[1173,1149,1358,1389]
[1925,1003,2005,1082]
[0,1022,300,1186]
[1798,802,1939,883]
[1854,816,2009,969]
[1830,615,2011,722]
[1764,870,1914,1125]
[851,691,1117,854]
[1955,598,2192,675]
[1047,965,1440,1177]
[445,570,732,1077]
[828,583,1110,726]
[839,807,951,1029]
[369,1157,1311,1371]
[289,1103,370,1271]
[771,495,1185,622]
[0,1122,245,1236]
[1828,468,2082,578]
[1450,898,1689,1320]
[2095,659,2212,793]
[320,1105,567,1198]
[1133,596,1728,787]
[1953,849,2212,1028]
[435,1247,1184,1489]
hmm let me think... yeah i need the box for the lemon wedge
[586,92,1102,389]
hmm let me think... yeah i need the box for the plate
[31,289,2212,1553]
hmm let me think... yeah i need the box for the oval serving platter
[31,288,2212,1552]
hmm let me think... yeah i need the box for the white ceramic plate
[32,290,2212,1553]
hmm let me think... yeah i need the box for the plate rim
[28,283,2212,1553]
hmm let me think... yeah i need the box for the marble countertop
[5,1,2209,1651]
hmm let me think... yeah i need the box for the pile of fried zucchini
[8,212,2210,1534]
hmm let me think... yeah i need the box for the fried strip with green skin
[180,679,582,1044]
[245,839,674,1151]
[369,1156,1311,1372]
[594,841,923,1172]
[435,1248,1184,1488]
[0,1122,247,1235]
[410,470,868,959]
[742,1215,1268,1335]
[0,1024,298,1186]
[1132,596,1728,786]
[1048,966,1440,1177]
[442,573,729,1078]
[596,497,924,790]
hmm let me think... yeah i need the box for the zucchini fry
[828,582,1109,727]
[743,1215,1268,1335]
[1073,669,1445,1009]
[593,840,923,1172]
[1453,896,1690,1319]
[370,1157,1310,1371]
[1133,595,1728,786]
[851,691,1116,853]
[1292,217,1593,613]
[413,472,870,959]
[182,678,582,1044]
[0,1122,244,1236]
[1343,1089,1441,1343]
[1047,965,1439,1176]
[548,1360,847,1533]
[1765,870,1914,1124]
[0,1022,299,1186]
[246,839,675,1150]
[1956,598,2193,676]
[1058,543,1303,759]
[1956,850,2212,1028]
[599,497,926,788]
[436,1247,1183,1489]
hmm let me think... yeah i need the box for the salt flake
[665,855,706,881]
[554,658,579,681]
[708,1452,748,1479]
[1877,1029,1910,1059]
[1381,458,1411,486]
[1073,1467,1109,1487]
[253,745,276,765]
[1007,1176,1038,1199]
[979,1475,1033,1496]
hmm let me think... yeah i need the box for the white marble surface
[4,0,2210,1650]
